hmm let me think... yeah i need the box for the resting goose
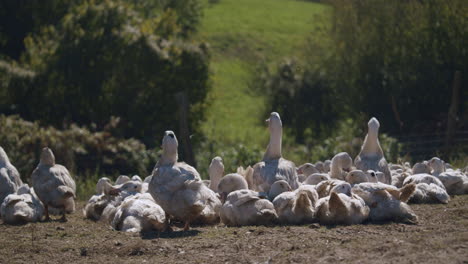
[412,162,431,175]
[271,181,319,224]
[329,152,353,180]
[208,157,224,192]
[428,157,468,195]
[0,147,23,205]
[315,192,369,225]
[83,177,115,221]
[354,117,391,184]
[315,179,352,198]
[297,163,319,182]
[149,131,219,230]
[111,193,166,233]
[402,174,450,204]
[252,112,299,193]
[31,148,76,221]
[352,182,418,223]
[217,173,249,202]
[220,189,277,226]
[1,184,44,224]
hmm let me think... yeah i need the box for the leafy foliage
[1,0,210,149]
[259,0,468,148]
[0,115,157,182]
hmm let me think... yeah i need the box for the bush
[258,0,467,159]
[257,58,341,144]
[0,115,158,183]
[325,0,468,134]
[1,0,210,150]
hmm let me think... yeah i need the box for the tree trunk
[175,91,197,167]
[444,70,461,152]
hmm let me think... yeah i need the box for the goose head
[331,181,352,196]
[209,157,224,178]
[368,117,380,135]
[217,174,248,203]
[131,175,143,182]
[269,180,292,200]
[208,156,224,192]
[412,162,430,174]
[40,147,55,166]
[297,163,319,176]
[366,170,379,183]
[345,170,369,184]
[428,157,445,175]
[108,181,142,196]
[332,152,353,172]
[0,146,10,165]
[96,177,112,194]
[161,131,178,164]
[115,175,130,185]
[266,112,282,132]
[304,173,330,185]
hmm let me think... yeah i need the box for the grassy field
[196,0,327,147]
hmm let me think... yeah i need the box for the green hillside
[197,0,327,147]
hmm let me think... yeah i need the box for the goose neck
[264,129,282,160]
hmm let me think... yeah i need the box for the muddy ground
[1,195,467,264]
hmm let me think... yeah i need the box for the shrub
[0,115,158,183]
[2,0,211,150]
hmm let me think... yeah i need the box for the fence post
[175,91,197,167]
[444,70,461,152]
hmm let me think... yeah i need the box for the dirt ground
[1,195,467,264]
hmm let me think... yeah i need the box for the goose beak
[265,118,270,124]
[297,168,302,174]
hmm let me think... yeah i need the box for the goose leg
[60,208,67,222]
[44,205,50,221]
[183,221,190,231]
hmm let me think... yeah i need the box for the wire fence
[395,130,468,161]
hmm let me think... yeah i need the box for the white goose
[428,157,468,195]
[0,146,23,205]
[220,189,277,226]
[111,193,166,233]
[31,148,76,221]
[412,162,431,174]
[208,156,224,192]
[315,192,369,225]
[252,112,299,193]
[329,152,353,180]
[352,182,418,224]
[354,117,391,184]
[148,131,220,230]
[1,184,44,224]
[315,179,352,198]
[271,181,319,224]
[297,163,319,182]
[402,174,450,204]
[217,173,249,202]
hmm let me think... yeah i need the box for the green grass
[196,0,327,147]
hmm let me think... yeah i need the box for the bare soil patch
[1,195,467,264]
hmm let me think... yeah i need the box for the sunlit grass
[196,0,327,149]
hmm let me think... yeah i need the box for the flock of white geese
[1,113,467,233]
